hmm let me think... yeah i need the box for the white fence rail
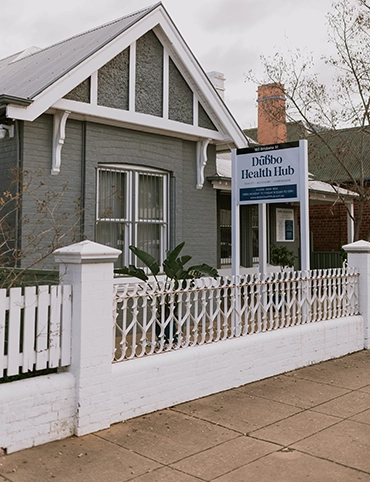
[0,285,72,378]
[113,267,359,361]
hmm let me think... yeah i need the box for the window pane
[98,170,126,219]
[220,226,232,263]
[96,167,168,269]
[220,208,232,264]
[138,174,163,220]
[252,205,259,259]
[96,221,125,267]
[137,224,161,263]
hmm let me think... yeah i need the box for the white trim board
[5,5,248,150]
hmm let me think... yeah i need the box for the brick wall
[309,204,348,252]
[20,116,83,269]
[1,314,362,454]
[18,113,218,269]
[111,316,363,423]
[0,373,75,453]
[357,199,370,241]
[308,200,370,253]
[0,241,366,454]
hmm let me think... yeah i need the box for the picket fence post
[343,240,370,349]
[54,240,121,435]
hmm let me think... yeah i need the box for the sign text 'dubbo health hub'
[235,141,300,205]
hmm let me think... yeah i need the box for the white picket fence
[113,267,359,361]
[0,285,72,378]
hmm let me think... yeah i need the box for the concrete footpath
[1,350,370,481]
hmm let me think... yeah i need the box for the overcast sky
[0,0,336,128]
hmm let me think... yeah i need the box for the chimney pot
[207,71,226,99]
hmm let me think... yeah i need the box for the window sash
[96,166,169,268]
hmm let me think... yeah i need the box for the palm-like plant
[115,242,218,344]
[115,242,218,288]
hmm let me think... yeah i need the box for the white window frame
[96,164,169,267]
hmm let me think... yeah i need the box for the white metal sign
[232,140,310,273]
[235,141,300,204]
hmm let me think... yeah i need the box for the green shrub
[270,245,296,268]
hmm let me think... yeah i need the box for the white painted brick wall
[345,241,370,349]
[55,241,121,436]
[1,239,366,455]
[0,373,75,454]
[110,316,364,424]
[0,315,364,454]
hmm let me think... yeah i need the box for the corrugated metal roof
[0,52,21,72]
[307,126,370,183]
[0,3,159,100]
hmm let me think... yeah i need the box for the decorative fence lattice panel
[113,267,359,361]
[0,285,72,379]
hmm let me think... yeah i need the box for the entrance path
[1,350,370,481]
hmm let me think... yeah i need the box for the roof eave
[0,94,33,106]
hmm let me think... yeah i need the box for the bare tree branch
[245,0,370,241]
[0,168,84,288]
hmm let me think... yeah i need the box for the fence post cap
[54,240,121,264]
[343,240,370,253]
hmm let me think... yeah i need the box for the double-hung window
[96,165,169,268]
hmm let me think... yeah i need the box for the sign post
[231,140,309,274]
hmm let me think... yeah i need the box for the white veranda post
[231,149,240,276]
[300,140,310,271]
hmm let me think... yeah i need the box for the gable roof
[0,5,156,101]
[0,3,248,150]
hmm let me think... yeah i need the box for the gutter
[0,95,33,107]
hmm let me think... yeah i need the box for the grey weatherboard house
[0,3,248,270]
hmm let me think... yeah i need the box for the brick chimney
[257,83,287,144]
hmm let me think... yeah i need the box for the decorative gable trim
[151,22,247,148]
[6,9,165,122]
[51,110,70,175]
[129,42,136,112]
[196,138,211,189]
[5,5,247,150]
[50,97,226,141]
